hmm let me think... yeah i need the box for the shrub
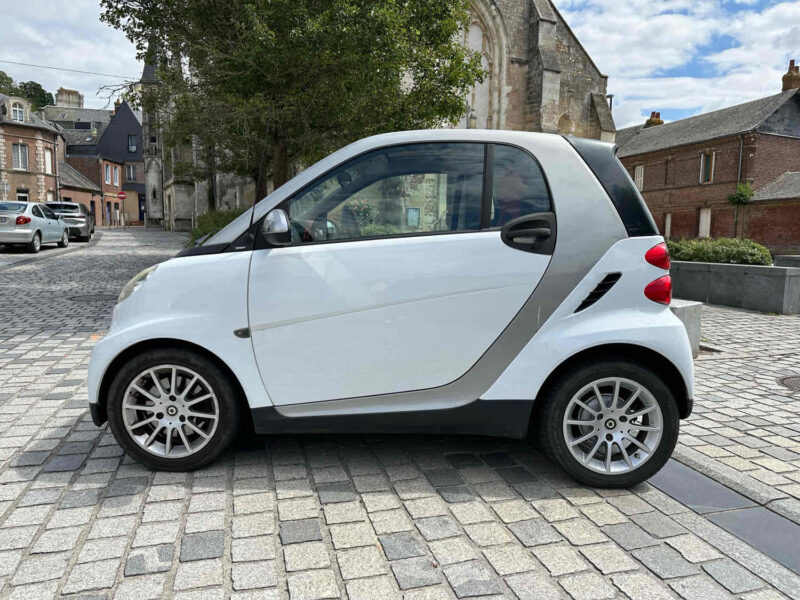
[727,182,754,206]
[186,208,246,247]
[666,237,772,265]
[361,223,401,237]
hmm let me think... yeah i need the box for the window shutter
[710,152,716,182]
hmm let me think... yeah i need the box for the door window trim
[270,140,553,248]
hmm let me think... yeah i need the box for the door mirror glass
[262,209,291,246]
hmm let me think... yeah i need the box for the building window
[12,144,28,170]
[698,207,711,238]
[113,166,120,186]
[16,190,29,202]
[46,191,54,203]
[700,152,715,183]
[11,102,24,121]
[128,135,137,152]
[634,165,644,191]
[664,213,672,239]
[126,164,137,180]
[105,164,111,184]
[63,196,72,203]
[44,148,53,175]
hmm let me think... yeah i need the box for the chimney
[783,59,800,92]
[112,98,121,116]
[644,111,664,128]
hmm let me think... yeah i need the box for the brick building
[617,61,800,254]
[58,161,101,216]
[0,94,61,204]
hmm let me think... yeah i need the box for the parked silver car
[46,202,95,242]
[0,202,69,253]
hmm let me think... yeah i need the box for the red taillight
[644,275,672,305]
[16,215,31,225]
[645,242,670,269]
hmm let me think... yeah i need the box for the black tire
[107,348,241,471]
[534,358,679,488]
[79,233,90,242]
[27,232,41,254]
[58,231,69,248]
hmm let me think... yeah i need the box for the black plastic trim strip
[575,272,622,312]
[251,399,534,439]
[566,136,658,237]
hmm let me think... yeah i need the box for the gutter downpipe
[735,133,745,238]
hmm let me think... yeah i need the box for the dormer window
[11,102,24,122]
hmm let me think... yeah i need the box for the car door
[248,142,556,406]
[39,205,61,242]
[30,205,49,241]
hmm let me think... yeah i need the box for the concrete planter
[775,255,800,268]
[671,261,800,315]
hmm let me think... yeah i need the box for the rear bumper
[0,230,35,244]
[67,224,90,237]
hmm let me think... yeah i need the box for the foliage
[0,71,54,110]
[346,198,376,225]
[727,182,754,206]
[186,208,246,247]
[667,237,772,265]
[100,0,484,197]
[361,223,401,237]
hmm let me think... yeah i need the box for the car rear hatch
[51,205,85,226]
[0,204,26,231]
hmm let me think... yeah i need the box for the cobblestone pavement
[1,230,800,599]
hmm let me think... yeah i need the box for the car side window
[32,205,44,219]
[490,145,551,228]
[41,206,57,219]
[283,143,484,244]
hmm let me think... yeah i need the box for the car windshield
[0,203,26,213]
[47,204,80,212]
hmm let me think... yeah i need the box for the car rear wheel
[535,359,679,488]
[58,231,69,248]
[107,348,241,471]
[27,232,41,254]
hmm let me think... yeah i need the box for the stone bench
[670,299,701,358]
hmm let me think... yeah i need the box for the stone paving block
[702,558,765,594]
[284,541,330,571]
[611,571,675,600]
[323,501,367,525]
[280,518,323,545]
[330,522,376,549]
[553,518,609,546]
[443,559,503,598]
[482,544,538,575]
[317,482,357,504]
[559,572,616,600]
[533,498,580,522]
[449,501,494,525]
[10,552,70,585]
[345,575,399,600]
[232,536,276,563]
[507,518,563,547]
[391,557,441,590]
[491,499,538,523]
[113,573,167,600]
[506,572,563,600]
[631,545,699,578]
[362,491,402,513]
[579,542,639,574]
[463,522,514,547]
[337,545,388,580]
[668,574,733,600]
[372,508,414,534]
[602,522,659,550]
[185,510,226,533]
[234,512,276,538]
[380,533,426,561]
[231,560,278,590]
[0,550,22,577]
[234,492,275,515]
[630,511,688,538]
[125,544,174,575]
[77,536,129,564]
[666,533,723,563]
[287,569,340,600]
[173,558,224,591]
[415,516,461,541]
[31,525,83,553]
[533,545,588,576]
[132,520,181,547]
[428,537,476,566]
[279,497,319,521]
[180,530,225,562]
[404,497,448,519]
[62,558,120,593]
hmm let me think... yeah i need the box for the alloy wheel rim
[122,364,220,458]
[34,235,40,250]
[562,377,663,475]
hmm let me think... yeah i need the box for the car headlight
[118,265,158,304]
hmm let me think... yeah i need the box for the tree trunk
[273,140,289,188]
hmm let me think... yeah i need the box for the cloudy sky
[2,0,799,127]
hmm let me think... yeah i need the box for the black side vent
[575,273,622,312]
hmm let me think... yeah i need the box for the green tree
[100,0,484,199]
[0,70,13,95]
[727,182,754,237]
[13,81,54,110]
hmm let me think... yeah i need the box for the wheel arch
[95,338,253,432]
[530,343,692,427]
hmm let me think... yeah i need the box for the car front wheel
[535,359,679,488]
[107,348,241,471]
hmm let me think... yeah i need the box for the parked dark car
[46,202,95,242]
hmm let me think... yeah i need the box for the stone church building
[143,0,614,230]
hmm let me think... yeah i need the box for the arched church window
[459,13,494,129]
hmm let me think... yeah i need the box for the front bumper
[0,229,34,244]
[67,225,89,237]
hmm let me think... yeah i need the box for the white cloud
[554,0,800,128]
[1,0,141,108]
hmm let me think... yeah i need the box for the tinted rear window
[47,203,81,212]
[0,203,26,213]
[566,136,657,237]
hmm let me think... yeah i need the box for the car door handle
[500,212,556,254]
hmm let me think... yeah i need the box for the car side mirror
[262,209,291,247]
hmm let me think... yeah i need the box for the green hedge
[666,237,772,266]
[186,208,246,247]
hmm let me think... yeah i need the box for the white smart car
[88,130,693,487]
